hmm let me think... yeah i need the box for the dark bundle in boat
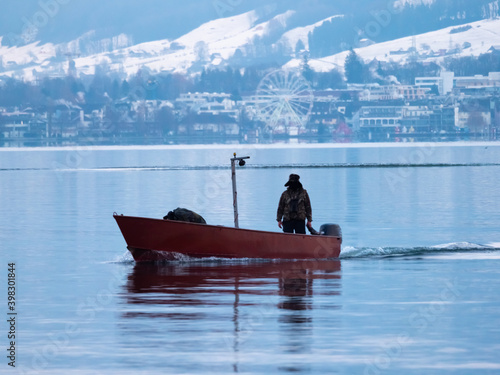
[163,208,207,224]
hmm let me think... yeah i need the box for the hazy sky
[0,0,368,46]
[0,0,280,45]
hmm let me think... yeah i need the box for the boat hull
[113,214,342,262]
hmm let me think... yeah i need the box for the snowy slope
[0,39,56,69]
[175,11,260,49]
[0,10,296,80]
[122,10,295,73]
[279,15,343,51]
[70,11,264,76]
[194,9,294,60]
[1,10,499,81]
[285,18,500,72]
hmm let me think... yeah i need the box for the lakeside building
[2,72,500,143]
[455,72,500,89]
[176,92,238,118]
[353,99,496,137]
[397,85,432,100]
[415,71,500,95]
[352,106,404,132]
[348,84,430,101]
[415,71,455,95]
[176,92,232,108]
[0,110,34,138]
[353,105,458,135]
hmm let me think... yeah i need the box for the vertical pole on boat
[231,155,239,228]
[230,153,250,228]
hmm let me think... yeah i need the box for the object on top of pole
[230,153,250,228]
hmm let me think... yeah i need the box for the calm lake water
[1,142,500,374]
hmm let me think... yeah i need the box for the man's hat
[284,174,300,187]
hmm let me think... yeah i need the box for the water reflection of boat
[121,261,341,372]
[123,260,341,311]
[114,214,342,262]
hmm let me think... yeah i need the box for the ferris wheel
[255,69,314,131]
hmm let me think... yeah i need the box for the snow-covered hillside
[0,8,347,81]
[285,18,500,72]
[1,8,500,81]
[0,10,298,80]
[279,15,343,52]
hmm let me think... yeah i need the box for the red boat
[114,214,342,262]
[114,154,342,262]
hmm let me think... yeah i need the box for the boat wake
[339,242,500,259]
[106,251,136,264]
[107,250,284,264]
[108,242,500,264]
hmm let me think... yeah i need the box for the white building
[176,92,232,107]
[454,72,500,89]
[415,71,500,95]
[353,106,404,131]
[415,71,454,95]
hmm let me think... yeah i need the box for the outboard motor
[320,224,342,240]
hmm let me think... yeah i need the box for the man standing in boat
[277,174,313,234]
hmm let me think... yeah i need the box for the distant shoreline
[1,139,499,152]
